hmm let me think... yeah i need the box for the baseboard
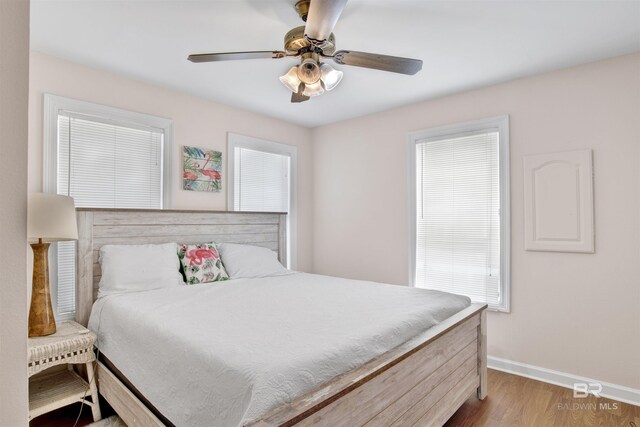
[488,356,640,407]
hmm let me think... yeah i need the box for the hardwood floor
[30,369,639,426]
[445,369,640,427]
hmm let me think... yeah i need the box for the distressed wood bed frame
[75,208,487,427]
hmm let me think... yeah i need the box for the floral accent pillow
[177,243,229,285]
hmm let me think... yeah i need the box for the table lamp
[27,193,78,337]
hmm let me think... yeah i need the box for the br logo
[573,382,602,398]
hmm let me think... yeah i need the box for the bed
[75,208,487,427]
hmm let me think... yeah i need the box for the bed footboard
[251,303,488,427]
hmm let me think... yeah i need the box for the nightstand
[28,320,102,422]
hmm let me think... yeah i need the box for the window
[408,116,510,311]
[233,148,290,213]
[227,133,297,268]
[44,94,173,320]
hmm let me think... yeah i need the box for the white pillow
[98,243,184,297]
[217,243,290,279]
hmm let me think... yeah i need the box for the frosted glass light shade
[321,64,343,91]
[302,80,325,97]
[28,193,78,242]
[279,66,301,93]
[297,58,322,84]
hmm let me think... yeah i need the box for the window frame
[407,115,511,312]
[43,94,174,320]
[227,133,297,269]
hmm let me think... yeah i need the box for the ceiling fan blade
[291,92,310,103]
[291,83,310,103]
[188,51,288,63]
[304,0,348,42]
[331,50,423,75]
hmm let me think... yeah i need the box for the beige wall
[28,52,314,271]
[311,54,640,389]
[0,0,30,424]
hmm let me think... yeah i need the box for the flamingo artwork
[182,146,222,192]
[183,171,198,180]
[201,152,222,182]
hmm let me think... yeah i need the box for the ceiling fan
[187,0,423,103]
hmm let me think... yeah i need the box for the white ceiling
[31,0,640,127]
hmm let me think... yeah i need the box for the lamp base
[29,241,56,337]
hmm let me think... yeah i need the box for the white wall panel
[523,149,594,252]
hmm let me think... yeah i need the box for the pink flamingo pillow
[178,242,229,284]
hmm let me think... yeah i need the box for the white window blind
[228,134,297,269]
[233,147,290,213]
[415,131,502,307]
[55,113,164,319]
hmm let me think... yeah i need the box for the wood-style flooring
[445,369,640,427]
[31,369,639,427]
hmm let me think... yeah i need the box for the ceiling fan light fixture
[297,58,322,85]
[279,66,301,93]
[188,0,424,104]
[302,80,325,97]
[320,63,343,91]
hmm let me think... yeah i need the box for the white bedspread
[88,273,470,427]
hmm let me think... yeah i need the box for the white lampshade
[28,193,78,242]
[279,66,302,93]
[321,63,343,91]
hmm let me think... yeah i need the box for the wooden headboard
[75,208,287,326]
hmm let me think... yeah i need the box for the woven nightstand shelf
[28,320,102,422]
